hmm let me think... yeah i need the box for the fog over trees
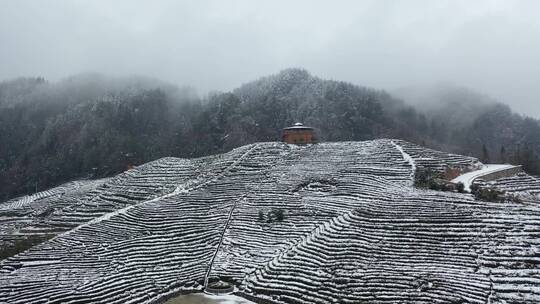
[1,1,540,118]
[1,69,539,200]
[1,1,540,199]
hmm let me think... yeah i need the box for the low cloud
[1,0,539,117]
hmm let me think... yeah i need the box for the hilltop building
[282,123,317,144]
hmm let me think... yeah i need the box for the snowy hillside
[1,140,540,304]
[0,147,261,254]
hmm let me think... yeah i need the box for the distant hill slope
[1,140,540,304]
[394,84,540,172]
[0,145,260,258]
[1,69,540,201]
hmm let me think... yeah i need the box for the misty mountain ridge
[0,73,197,109]
[394,84,497,124]
[1,68,539,201]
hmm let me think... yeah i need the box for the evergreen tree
[481,144,490,164]
[2,70,540,200]
[500,146,507,163]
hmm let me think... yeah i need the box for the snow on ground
[165,293,255,304]
[1,140,540,304]
[476,173,540,200]
[391,140,416,186]
[451,164,518,192]
[0,179,106,211]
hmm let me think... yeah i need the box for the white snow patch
[202,294,255,304]
[391,140,416,185]
[21,260,60,266]
[165,293,255,304]
[451,164,518,192]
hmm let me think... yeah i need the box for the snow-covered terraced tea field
[393,139,482,173]
[0,146,257,251]
[1,139,540,304]
[476,172,540,201]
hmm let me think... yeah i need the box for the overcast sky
[1,0,539,117]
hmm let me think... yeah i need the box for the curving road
[451,164,518,192]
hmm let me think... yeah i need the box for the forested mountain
[395,85,540,173]
[1,69,539,200]
[0,74,200,199]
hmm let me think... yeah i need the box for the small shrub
[456,182,465,193]
[0,234,55,260]
[415,168,458,192]
[474,188,504,203]
[264,208,286,223]
[415,168,448,190]
[505,193,523,204]
[470,183,480,194]
[428,180,440,191]
[415,168,437,188]
[274,209,285,222]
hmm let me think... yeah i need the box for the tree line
[1,69,539,201]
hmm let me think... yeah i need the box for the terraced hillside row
[0,145,257,254]
[0,179,109,255]
[242,190,540,304]
[1,139,540,304]
[0,180,105,212]
[0,142,286,303]
[394,139,481,173]
[475,172,540,201]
